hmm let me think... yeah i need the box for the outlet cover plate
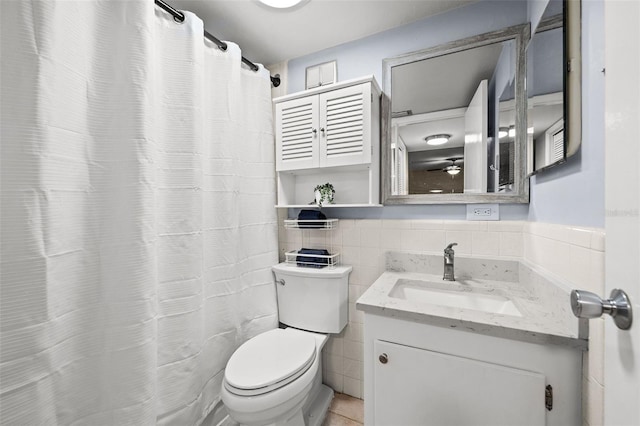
[466,204,500,221]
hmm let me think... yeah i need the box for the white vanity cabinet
[363,314,583,426]
[274,76,381,207]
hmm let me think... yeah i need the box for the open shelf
[276,165,380,208]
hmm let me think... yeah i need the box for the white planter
[314,189,334,206]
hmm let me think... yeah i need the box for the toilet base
[233,384,333,426]
[303,384,334,426]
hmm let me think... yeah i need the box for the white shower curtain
[0,1,279,424]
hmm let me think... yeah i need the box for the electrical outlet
[466,204,499,221]
[473,208,492,216]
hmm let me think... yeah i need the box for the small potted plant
[314,182,335,207]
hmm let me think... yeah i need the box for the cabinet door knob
[379,353,388,364]
[320,127,325,136]
[312,128,317,136]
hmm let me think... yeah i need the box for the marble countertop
[356,270,587,350]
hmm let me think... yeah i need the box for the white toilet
[221,262,352,426]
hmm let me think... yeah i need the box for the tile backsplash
[523,222,605,426]
[277,213,604,425]
[385,251,520,282]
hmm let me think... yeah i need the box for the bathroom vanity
[357,252,586,426]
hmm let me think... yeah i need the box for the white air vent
[306,61,337,89]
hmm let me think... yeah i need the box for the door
[463,80,488,193]
[373,340,546,426]
[318,83,372,168]
[604,2,640,425]
[275,96,319,171]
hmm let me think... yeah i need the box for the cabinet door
[319,83,372,168]
[373,340,546,426]
[275,96,319,171]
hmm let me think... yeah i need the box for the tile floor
[323,393,364,426]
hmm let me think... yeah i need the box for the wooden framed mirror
[382,23,530,205]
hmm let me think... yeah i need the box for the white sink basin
[389,279,522,317]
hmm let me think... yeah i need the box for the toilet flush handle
[275,279,285,286]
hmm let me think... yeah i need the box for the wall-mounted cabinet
[274,76,381,208]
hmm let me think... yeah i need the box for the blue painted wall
[288,1,527,93]
[285,0,605,228]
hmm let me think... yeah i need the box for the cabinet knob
[379,353,388,364]
[320,127,325,136]
[312,128,317,136]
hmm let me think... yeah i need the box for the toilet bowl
[221,263,352,426]
[221,328,329,426]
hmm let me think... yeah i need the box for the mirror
[382,24,530,204]
[528,0,582,174]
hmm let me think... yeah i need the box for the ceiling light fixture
[425,134,451,146]
[444,165,461,175]
[257,0,307,9]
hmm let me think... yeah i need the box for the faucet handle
[445,242,458,251]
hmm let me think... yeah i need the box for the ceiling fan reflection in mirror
[425,157,464,175]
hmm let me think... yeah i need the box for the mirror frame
[565,0,581,159]
[528,0,582,175]
[381,23,530,205]
[527,15,565,175]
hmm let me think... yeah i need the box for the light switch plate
[466,204,500,221]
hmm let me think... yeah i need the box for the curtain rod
[154,0,281,87]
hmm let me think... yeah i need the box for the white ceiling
[392,42,504,116]
[398,114,465,152]
[393,41,505,153]
[170,0,474,66]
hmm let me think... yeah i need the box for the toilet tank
[272,263,352,334]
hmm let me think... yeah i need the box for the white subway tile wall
[522,223,605,426]
[277,213,605,423]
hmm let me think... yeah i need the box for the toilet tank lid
[272,262,352,278]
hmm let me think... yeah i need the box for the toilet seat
[224,329,317,396]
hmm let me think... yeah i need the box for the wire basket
[283,218,339,230]
[284,249,340,268]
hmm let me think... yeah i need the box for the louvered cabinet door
[275,96,320,171]
[319,83,372,168]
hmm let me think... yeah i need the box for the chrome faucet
[443,243,458,281]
